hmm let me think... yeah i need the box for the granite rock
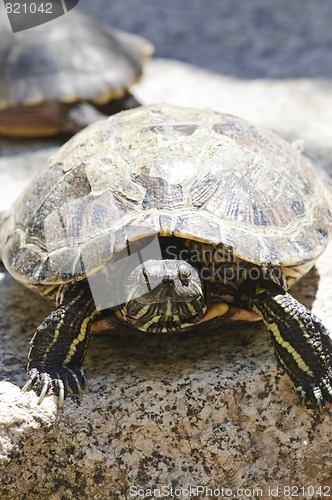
[1,252,332,497]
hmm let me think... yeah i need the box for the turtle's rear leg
[250,281,332,412]
[22,281,96,407]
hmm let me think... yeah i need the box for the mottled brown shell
[1,103,332,287]
[0,10,153,110]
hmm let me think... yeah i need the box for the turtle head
[118,259,207,333]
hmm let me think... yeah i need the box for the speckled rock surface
[1,1,332,498]
[1,257,332,498]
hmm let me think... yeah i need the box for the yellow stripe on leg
[265,320,314,377]
[63,311,96,365]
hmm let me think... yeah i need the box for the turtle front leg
[250,282,332,413]
[22,281,97,407]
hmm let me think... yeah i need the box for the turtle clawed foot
[296,375,332,416]
[22,365,89,408]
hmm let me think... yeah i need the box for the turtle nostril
[162,275,174,285]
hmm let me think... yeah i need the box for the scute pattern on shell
[1,103,332,287]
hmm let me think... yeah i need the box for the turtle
[1,103,332,412]
[0,9,153,137]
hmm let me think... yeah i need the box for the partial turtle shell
[0,10,153,110]
[1,103,332,287]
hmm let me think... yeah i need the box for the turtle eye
[178,265,191,286]
[141,268,150,287]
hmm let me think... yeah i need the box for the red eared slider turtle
[0,10,153,137]
[1,103,332,411]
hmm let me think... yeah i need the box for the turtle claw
[21,378,33,394]
[53,375,66,408]
[38,379,51,405]
[296,376,332,416]
[81,371,89,395]
[312,386,324,416]
[296,385,307,409]
[22,367,40,394]
[22,365,88,407]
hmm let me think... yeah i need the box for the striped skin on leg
[22,281,97,407]
[253,284,332,412]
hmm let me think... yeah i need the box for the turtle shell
[0,10,153,111]
[1,103,332,288]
